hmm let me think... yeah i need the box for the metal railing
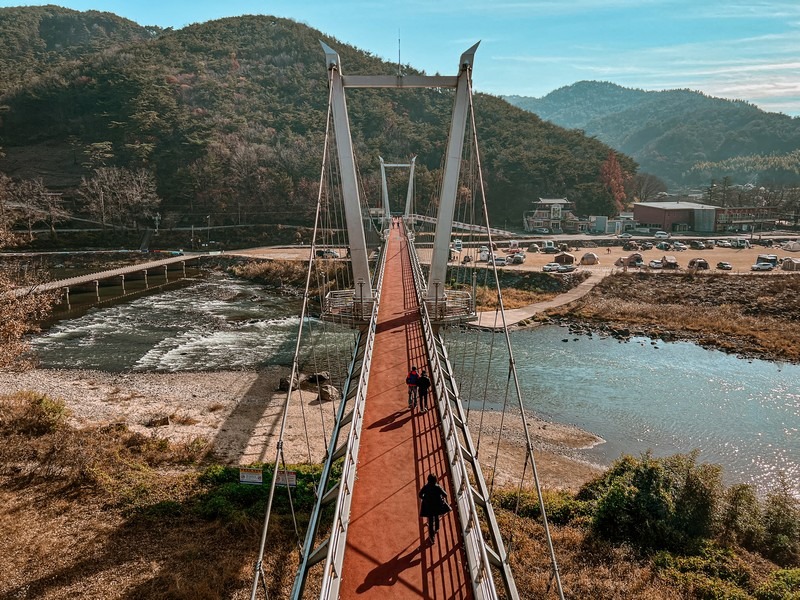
[424,290,474,322]
[322,289,376,324]
[407,239,519,600]
[290,242,388,599]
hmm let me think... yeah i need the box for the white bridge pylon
[379,156,416,229]
[322,40,480,301]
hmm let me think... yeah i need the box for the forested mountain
[0,8,635,230]
[0,5,158,95]
[505,81,800,190]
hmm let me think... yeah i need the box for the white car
[717,240,732,248]
[751,262,774,271]
[648,260,663,269]
[542,262,561,272]
[672,242,687,251]
[654,231,671,239]
[491,256,507,267]
[617,232,633,239]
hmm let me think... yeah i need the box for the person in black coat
[417,369,431,413]
[419,473,451,542]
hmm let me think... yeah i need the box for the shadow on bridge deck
[339,227,472,599]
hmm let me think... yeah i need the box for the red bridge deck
[338,225,473,599]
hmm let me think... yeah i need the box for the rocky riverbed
[544,271,800,363]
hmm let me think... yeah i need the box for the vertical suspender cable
[466,78,566,600]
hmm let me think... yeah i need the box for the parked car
[491,256,507,267]
[655,241,672,251]
[672,242,688,251]
[542,262,561,272]
[648,260,663,269]
[318,249,339,258]
[557,264,577,273]
[716,261,733,270]
[717,240,732,248]
[617,232,633,239]
[751,262,774,271]
[532,227,550,234]
[542,246,559,254]
[509,253,526,264]
[690,241,706,250]
[688,258,709,269]
[640,241,654,250]
[654,231,671,239]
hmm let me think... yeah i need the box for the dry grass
[476,285,557,310]
[496,511,680,599]
[170,410,200,426]
[0,390,306,599]
[557,272,800,363]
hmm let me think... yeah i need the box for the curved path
[339,225,472,598]
[473,269,606,329]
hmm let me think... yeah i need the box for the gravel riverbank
[0,368,604,491]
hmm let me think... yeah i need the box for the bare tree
[0,210,55,370]
[626,172,667,202]
[79,167,160,230]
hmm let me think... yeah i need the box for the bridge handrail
[408,238,518,600]
[290,240,388,600]
[9,253,203,297]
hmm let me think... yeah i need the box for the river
[29,272,800,494]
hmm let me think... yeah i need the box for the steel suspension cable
[249,82,336,600]
[466,77,566,600]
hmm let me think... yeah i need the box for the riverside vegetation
[1,390,797,599]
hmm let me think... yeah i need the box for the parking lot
[445,238,798,274]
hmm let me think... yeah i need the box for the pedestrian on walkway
[417,369,431,413]
[406,366,419,410]
[419,473,451,542]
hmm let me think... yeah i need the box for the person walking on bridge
[417,369,431,413]
[406,366,419,410]
[419,473,451,542]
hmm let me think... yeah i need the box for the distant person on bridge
[406,366,419,410]
[417,369,431,413]
[419,473,451,543]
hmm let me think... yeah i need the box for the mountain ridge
[504,81,800,189]
[0,8,636,225]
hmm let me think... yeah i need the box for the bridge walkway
[10,253,204,298]
[338,224,472,599]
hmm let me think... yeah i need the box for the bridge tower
[321,40,478,323]
[379,155,416,226]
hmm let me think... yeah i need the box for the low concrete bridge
[11,253,206,305]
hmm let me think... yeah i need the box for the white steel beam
[427,42,480,300]
[379,157,391,226]
[404,156,416,218]
[321,41,372,287]
[342,75,458,88]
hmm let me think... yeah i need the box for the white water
[31,273,800,494]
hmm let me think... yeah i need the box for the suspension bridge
[249,42,566,599]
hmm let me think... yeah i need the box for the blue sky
[5,0,800,115]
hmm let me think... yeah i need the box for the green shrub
[755,569,800,600]
[654,544,754,599]
[581,451,723,552]
[492,488,590,525]
[720,484,764,550]
[761,477,800,567]
[13,392,69,435]
[196,463,326,527]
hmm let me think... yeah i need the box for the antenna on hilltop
[397,29,402,76]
